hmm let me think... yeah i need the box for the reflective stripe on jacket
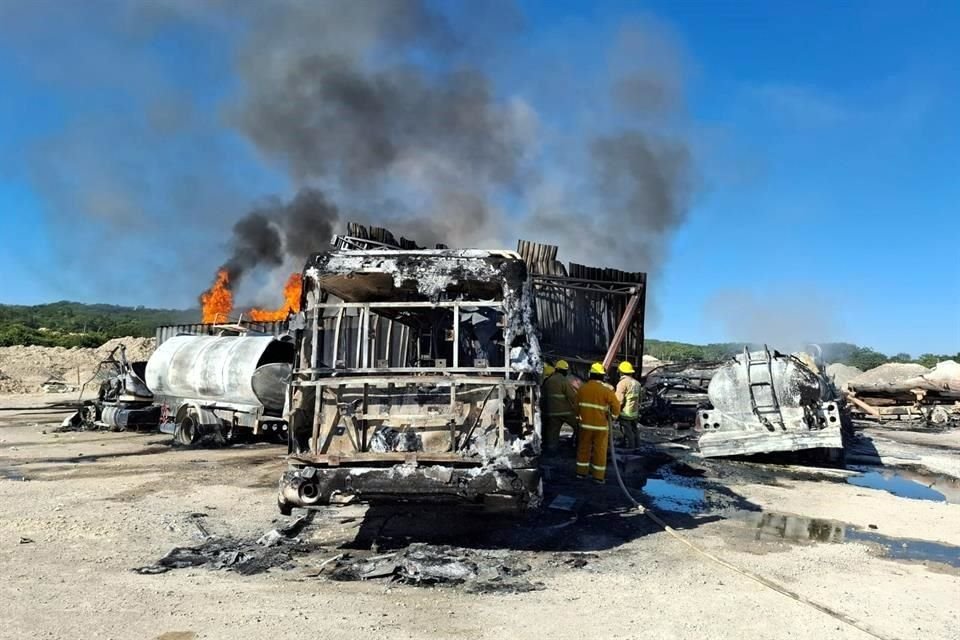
[543,372,578,417]
[615,375,642,419]
[576,379,621,431]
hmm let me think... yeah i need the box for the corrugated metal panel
[155,321,290,346]
[517,239,646,367]
[337,222,447,250]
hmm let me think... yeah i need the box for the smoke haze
[5,1,698,308]
[704,287,844,354]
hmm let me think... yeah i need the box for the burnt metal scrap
[642,361,722,427]
[326,543,541,592]
[136,523,317,576]
[517,239,646,373]
[60,344,158,432]
[697,346,845,458]
[278,223,646,512]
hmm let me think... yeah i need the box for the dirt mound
[826,363,862,390]
[0,337,156,395]
[920,360,960,389]
[849,362,930,388]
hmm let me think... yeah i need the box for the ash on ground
[135,514,319,576]
[324,543,543,593]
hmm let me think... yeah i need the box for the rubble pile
[0,337,156,394]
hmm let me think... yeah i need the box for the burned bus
[277,224,646,513]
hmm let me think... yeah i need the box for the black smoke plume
[220,188,340,284]
[8,2,697,308]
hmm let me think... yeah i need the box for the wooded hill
[0,301,195,348]
[0,301,953,369]
[645,339,957,371]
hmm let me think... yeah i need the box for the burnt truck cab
[278,247,544,513]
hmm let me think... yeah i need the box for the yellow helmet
[589,362,606,375]
[554,359,570,372]
[618,361,635,375]
[543,363,555,377]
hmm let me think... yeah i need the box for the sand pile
[920,360,960,390]
[825,363,863,390]
[848,362,930,388]
[0,337,156,395]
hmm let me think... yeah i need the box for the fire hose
[606,424,893,640]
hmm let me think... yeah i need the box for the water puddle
[641,477,705,513]
[732,511,960,568]
[737,512,845,543]
[846,530,960,568]
[635,463,960,568]
[846,467,954,503]
[0,467,26,481]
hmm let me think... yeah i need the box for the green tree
[916,354,941,368]
[846,347,889,371]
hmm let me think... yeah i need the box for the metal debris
[325,543,541,592]
[697,346,845,458]
[279,224,647,513]
[134,534,317,576]
[136,514,318,575]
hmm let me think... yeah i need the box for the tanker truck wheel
[175,408,202,447]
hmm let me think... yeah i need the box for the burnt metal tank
[145,335,294,418]
[697,346,843,458]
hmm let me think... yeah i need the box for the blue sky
[0,1,957,355]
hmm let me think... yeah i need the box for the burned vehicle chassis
[281,374,540,513]
[279,252,543,513]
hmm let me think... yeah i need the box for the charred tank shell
[145,335,294,415]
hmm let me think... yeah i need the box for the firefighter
[542,359,578,453]
[541,363,556,382]
[615,361,642,450]
[540,362,555,430]
[576,362,621,483]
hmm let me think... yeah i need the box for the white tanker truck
[146,335,295,445]
[64,334,296,445]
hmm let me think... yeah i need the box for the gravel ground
[1,394,958,640]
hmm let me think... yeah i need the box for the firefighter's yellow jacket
[576,379,621,431]
[543,372,578,418]
[615,375,642,419]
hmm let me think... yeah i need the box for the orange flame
[200,269,233,324]
[249,273,303,322]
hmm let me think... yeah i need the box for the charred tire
[175,409,201,447]
[298,480,321,505]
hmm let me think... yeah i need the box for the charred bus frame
[277,225,646,513]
